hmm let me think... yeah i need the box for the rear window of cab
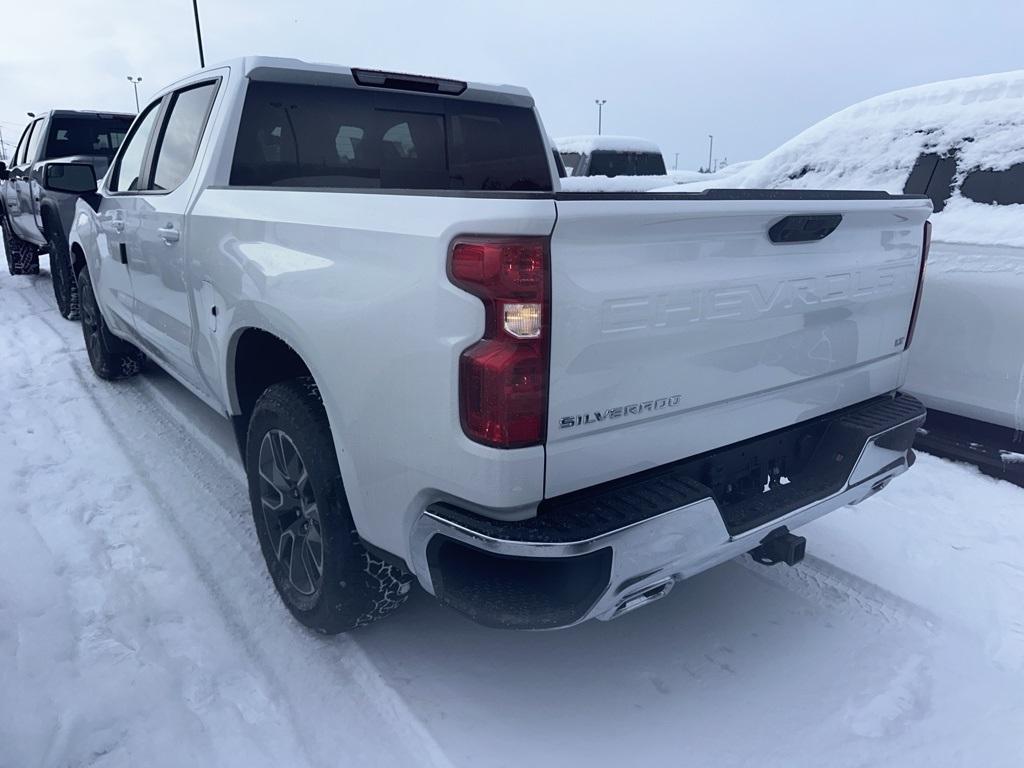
[230,81,553,192]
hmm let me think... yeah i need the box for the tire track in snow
[738,552,941,633]
[17,270,455,768]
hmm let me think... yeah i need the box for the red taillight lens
[905,220,931,350]
[449,238,550,448]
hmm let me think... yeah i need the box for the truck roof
[29,110,135,120]
[162,56,536,107]
[555,135,663,155]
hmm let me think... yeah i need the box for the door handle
[157,224,180,244]
[104,212,125,233]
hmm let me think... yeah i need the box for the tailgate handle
[768,214,842,244]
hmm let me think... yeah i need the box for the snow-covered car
[0,110,133,318]
[671,71,1024,483]
[63,56,930,633]
[555,135,672,190]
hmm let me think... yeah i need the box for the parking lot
[3,256,1023,768]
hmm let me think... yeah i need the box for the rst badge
[559,395,683,429]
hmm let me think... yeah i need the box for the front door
[95,101,163,331]
[10,118,45,243]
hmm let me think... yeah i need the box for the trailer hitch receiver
[749,526,806,567]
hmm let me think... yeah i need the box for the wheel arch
[226,325,331,457]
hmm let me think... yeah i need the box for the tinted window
[151,81,218,191]
[559,151,581,175]
[110,103,161,192]
[961,163,1024,206]
[903,152,956,212]
[11,123,32,165]
[587,150,666,177]
[230,81,552,191]
[24,119,46,164]
[44,117,132,160]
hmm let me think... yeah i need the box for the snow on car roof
[555,135,662,155]
[666,70,1024,247]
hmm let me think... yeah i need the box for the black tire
[46,226,80,320]
[2,211,41,276]
[245,378,412,634]
[77,264,145,380]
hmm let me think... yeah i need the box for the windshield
[587,150,666,177]
[44,116,133,160]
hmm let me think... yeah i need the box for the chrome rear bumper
[409,393,925,629]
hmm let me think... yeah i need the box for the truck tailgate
[545,191,932,497]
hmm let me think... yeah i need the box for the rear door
[129,78,220,389]
[544,193,932,496]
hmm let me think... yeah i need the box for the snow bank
[664,70,1024,248]
[555,134,662,155]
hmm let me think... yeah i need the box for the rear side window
[903,152,956,212]
[960,163,1024,206]
[151,81,219,191]
[587,150,666,177]
[44,116,132,160]
[230,81,552,192]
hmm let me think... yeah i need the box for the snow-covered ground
[3,257,1024,768]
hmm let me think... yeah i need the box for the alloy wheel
[258,429,324,596]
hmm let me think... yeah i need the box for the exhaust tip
[612,578,675,618]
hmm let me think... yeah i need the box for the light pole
[595,99,606,135]
[127,76,142,111]
[706,134,714,173]
[674,152,679,170]
[192,0,206,67]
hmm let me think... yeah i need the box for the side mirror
[43,162,97,194]
[0,161,8,181]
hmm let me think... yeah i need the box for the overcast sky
[2,0,1023,169]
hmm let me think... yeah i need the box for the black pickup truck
[1,109,133,318]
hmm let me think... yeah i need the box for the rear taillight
[449,237,550,448]
[904,220,931,350]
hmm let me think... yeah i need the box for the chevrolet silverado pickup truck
[0,110,133,318]
[63,57,931,632]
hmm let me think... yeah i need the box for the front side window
[230,81,552,192]
[110,103,161,192]
[44,117,132,161]
[150,81,219,191]
[23,119,45,165]
[12,123,32,165]
[559,151,581,175]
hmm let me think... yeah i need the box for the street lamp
[127,76,142,112]
[192,0,206,67]
[595,99,607,135]
[706,134,714,174]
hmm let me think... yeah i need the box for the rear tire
[47,227,80,320]
[77,264,144,380]
[2,213,40,276]
[245,378,412,634]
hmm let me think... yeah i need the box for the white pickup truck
[64,57,931,632]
